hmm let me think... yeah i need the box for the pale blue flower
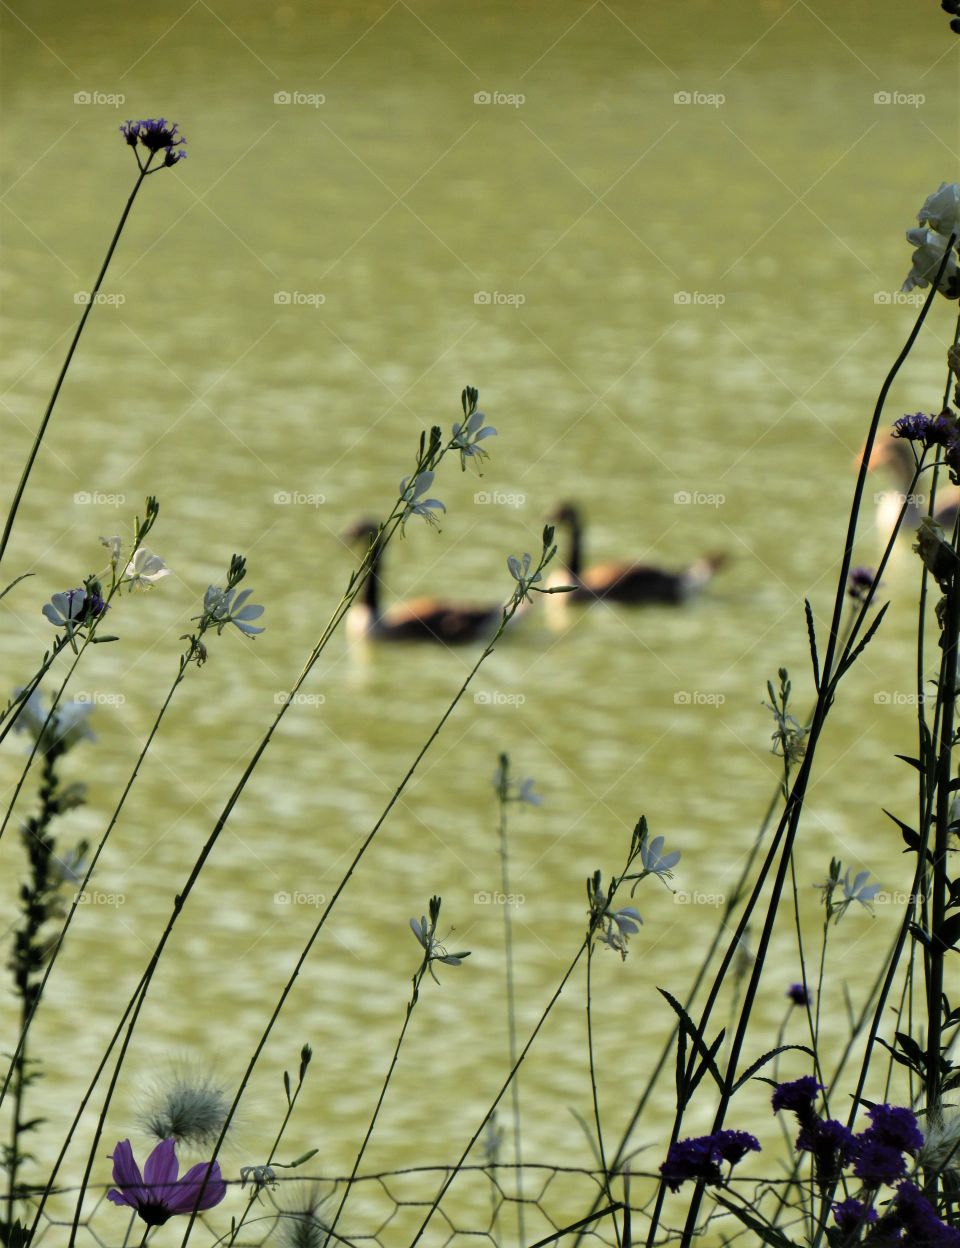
[399,471,445,530]
[123,547,170,590]
[202,586,265,637]
[451,408,497,470]
[842,869,881,908]
[409,898,470,984]
[507,552,542,602]
[598,906,643,960]
[640,832,681,881]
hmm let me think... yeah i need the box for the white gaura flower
[399,471,446,530]
[917,182,960,240]
[42,588,88,629]
[451,408,497,470]
[842,868,881,908]
[202,586,266,637]
[902,226,960,295]
[123,547,170,590]
[507,552,542,602]
[100,535,123,571]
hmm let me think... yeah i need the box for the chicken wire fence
[26,1163,631,1248]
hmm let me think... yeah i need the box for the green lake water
[1,1,959,1242]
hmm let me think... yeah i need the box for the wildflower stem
[586,944,621,1248]
[327,964,429,1241]
[495,755,525,1247]
[0,166,149,569]
[654,253,949,1248]
[405,837,642,1248]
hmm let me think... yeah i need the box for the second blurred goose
[548,502,726,605]
[344,519,503,645]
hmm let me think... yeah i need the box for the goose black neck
[564,512,583,579]
[363,538,382,616]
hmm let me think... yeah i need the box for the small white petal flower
[640,832,681,880]
[517,777,543,806]
[507,552,542,602]
[842,868,881,907]
[42,588,88,628]
[451,409,497,469]
[903,226,960,295]
[202,586,265,636]
[100,534,123,571]
[400,471,446,530]
[917,182,960,239]
[123,546,170,590]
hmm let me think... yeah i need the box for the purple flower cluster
[852,1104,924,1186]
[786,981,813,1006]
[771,1075,822,1120]
[119,118,187,167]
[892,410,958,449]
[832,1197,877,1235]
[873,1182,960,1246]
[847,567,878,602]
[659,1129,760,1193]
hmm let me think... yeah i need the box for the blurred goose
[344,519,503,645]
[547,502,726,605]
[863,437,958,539]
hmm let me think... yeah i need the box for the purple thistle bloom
[890,1182,960,1246]
[864,1104,924,1154]
[832,1198,877,1234]
[892,411,958,448]
[786,982,812,1006]
[712,1129,761,1164]
[796,1118,857,1180]
[119,118,186,167]
[659,1130,759,1192]
[853,1137,907,1185]
[107,1138,226,1227]
[772,1076,823,1119]
[847,567,878,601]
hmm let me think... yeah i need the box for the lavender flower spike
[107,1138,226,1226]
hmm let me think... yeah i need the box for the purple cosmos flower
[107,1138,226,1226]
[892,411,958,448]
[795,1118,857,1180]
[772,1076,823,1120]
[832,1197,877,1234]
[659,1130,759,1192]
[786,982,812,1006]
